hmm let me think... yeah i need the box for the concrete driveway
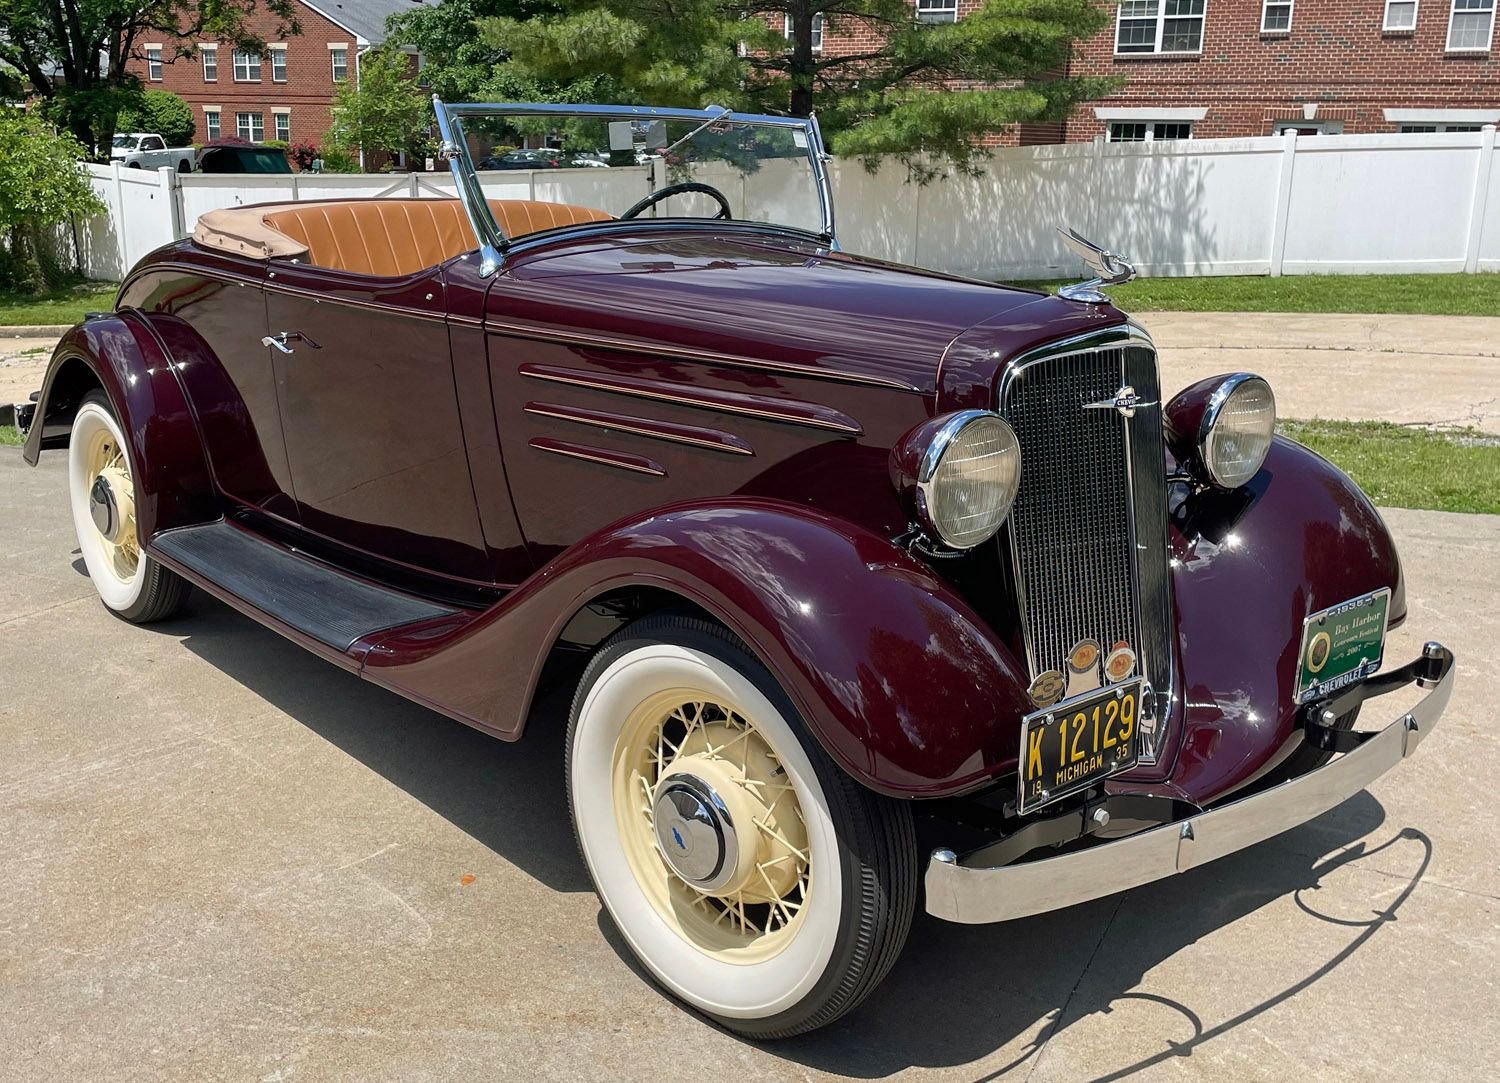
[2,448,1497,1081]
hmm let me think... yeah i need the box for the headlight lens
[1202,375,1276,488]
[917,412,1022,549]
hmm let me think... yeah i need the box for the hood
[493,227,1069,396]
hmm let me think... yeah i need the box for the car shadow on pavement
[173,591,1429,1079]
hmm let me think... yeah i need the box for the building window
[1116,0,1207,54]
[270,46,287,82]
[1261,0,1293,31]
[146,46,163,81]
[204,110,220,140]
[1401,122,1483,131]
[200,45,217,81]
[1448,0,1495,48]
[330,46,348,82]
[1109,121,1194,141]
[783,13,825,49]
[233,49,261,81]
[1384,0,1419,29]
[274,112,290,141]
[236,112,264,142]
[916,0,958,23]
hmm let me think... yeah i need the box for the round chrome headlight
[895,411,1022,549]
[1201,375,1276,488]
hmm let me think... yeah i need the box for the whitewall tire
[68,391,191,623]
[567,614,916,1038]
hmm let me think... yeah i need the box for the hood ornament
[1055,227,1137,304]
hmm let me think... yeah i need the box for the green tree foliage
[483,0,1116,173]
[0,0,299,155]
[324,46,430,162]
[0,109,106,291]
[115,88,195,146]
[386,0,555,101]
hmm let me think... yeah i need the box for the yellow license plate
[1018,679,1143,814]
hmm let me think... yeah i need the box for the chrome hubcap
[89,475,119,540]
[652,773,740,891]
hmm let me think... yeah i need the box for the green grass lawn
[0,424,21,446]
[0,282,117,327]
[1005,273,1500,316]
[1280,420,1500,515]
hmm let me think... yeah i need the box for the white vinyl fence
[67,127,1500,282]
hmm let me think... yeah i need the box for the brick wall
[777,0,1500,143]
[131,0,351,152]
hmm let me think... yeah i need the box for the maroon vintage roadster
[20,101,1455,1038]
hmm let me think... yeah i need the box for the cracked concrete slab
[1146,312,1500,432]
[1,423,1496,1080]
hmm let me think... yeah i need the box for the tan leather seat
[258,198,612,277]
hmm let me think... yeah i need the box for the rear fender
[23,312,215,540]
[360,499,1033,799]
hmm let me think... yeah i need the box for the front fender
[1149,435,1406,804]
[23,312,215,541]
[360,499,1033,799]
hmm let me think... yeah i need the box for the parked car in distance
[22,100,1456,1040]
[110,132,196,172]
[195,142,292,174]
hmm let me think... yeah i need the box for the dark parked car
[20,101,1454,1039]
[196,141,292,174]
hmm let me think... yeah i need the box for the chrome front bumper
[925,642,1456,924]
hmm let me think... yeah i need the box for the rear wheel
[567,614,916,1038]
[68,391,191,622]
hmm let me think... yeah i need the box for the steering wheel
[619,181,733,221]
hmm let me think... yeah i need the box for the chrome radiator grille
[998,339,1174,757]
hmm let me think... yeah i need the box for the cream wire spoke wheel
[568,615,916,1038]
[67,390,191,623]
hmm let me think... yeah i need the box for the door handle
[261,331,321,354]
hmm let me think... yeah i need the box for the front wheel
[68,390,191,622]
[567,614,916,1038]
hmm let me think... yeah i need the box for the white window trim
[199,43,217,81]
[1446,0,1495,50]
[145,44,163,81]
[327,41,348,48]
[203,108,221,140]
[272,109,291,141]
[269,42,288,82]
[232,49,262,82]
[1382,0,1420,29]
[1114,0,1209,57]
[783,13,825,50]
[1260,0,1294,32]
[916,0,959,23]
[1094,106,1208,121]
[1385,107,1500,123]
[235,111,264,141]
[1106,120,1197,142]
[329,43,349,81]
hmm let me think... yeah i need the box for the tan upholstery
[257,198,612,277]
[193,207,311,260]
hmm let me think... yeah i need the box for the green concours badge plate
[1296,588,1391,704]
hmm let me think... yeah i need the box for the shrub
[0,110,105,291]
[115,89,194,147]
[318,146,361,173]
[288,141,320,171]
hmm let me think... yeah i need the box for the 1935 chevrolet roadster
[20,101,1455,1037]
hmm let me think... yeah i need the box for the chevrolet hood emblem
[1083,385,1157,419]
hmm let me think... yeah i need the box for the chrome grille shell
[997,326,1175,761]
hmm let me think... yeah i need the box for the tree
[483,0,1117,173]
[385,0,553,101]
[0,108,106,290]
[115,88,194,146]
[0,0,299,155]
[324,46,430,162]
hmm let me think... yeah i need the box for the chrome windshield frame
[432,97,837,277]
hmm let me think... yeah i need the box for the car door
[264,260,493,584]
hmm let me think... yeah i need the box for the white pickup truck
[110,133,196,172]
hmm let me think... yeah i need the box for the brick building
[132,0,433,153]
[792,0,1500,142]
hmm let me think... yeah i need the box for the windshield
[434,102,833,269]
[112,135,136,148]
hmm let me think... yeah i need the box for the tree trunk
[788,5,816,117]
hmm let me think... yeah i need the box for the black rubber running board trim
[152,521,457,651]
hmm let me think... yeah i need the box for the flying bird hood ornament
[1055,227,1137,304]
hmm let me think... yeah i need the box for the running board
[152,521,458,652]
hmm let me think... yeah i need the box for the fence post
[110,161,127,274]
[158,165,184,240]
[1465,125,1496,273]
[1268,128,1298,277]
